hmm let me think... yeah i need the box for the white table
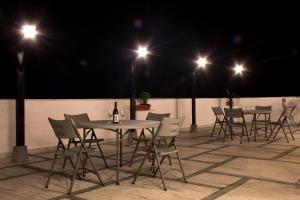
[76,120,160,185]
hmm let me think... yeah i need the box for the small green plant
[138,91,151,105]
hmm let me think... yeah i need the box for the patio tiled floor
[1,125,300,199]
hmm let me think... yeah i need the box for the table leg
[264,114,267,138]
[120,129,123,167]
[254,114,257,142]
[116,129,120,185]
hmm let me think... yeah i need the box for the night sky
[0,1,299,99]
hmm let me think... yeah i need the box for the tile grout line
[271,146,300,160]
[207,171,300,187]
[184,145,230,160]
[201,178,250,200]
[186,157,237,178]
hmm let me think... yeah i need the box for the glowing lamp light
[136,46,149,59]
[233,63,245,75]
[21,25,38,39]
[196,56,210,69]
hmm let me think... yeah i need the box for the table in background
[243,109,272,141]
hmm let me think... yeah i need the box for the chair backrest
[154,117,184,138]
[212,107,224,116]
[48,118,80,139]
[277,107,292,122]
[64,113,90,124]
[290,104,296,113]
[255,106,272,111]
[224,108,244,119]
[146,112,170,121]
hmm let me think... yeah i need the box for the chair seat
[156,147,178,156]
[84,138,105,143]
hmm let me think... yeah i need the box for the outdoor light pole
[227,63,245,109]
[190,56,210,133]
[12,24,38,162]
[130,64,136,121]
[191,70,197,132]
[129,45,149,142]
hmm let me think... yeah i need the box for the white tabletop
[77,120,160,129]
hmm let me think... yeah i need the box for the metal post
[190,71,197,133]
[12,51,28,162]
[130,65,136,120]
[129,65,137,143]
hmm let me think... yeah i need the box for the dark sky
[0,1,299,99]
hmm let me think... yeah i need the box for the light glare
[136,46,149,59]
[196,56,210,69]
[233,63,245,75]
[21,25,38,39]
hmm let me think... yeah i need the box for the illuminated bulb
[233,63,245,75]
[136,46,149,59]
[196,56,210,69]
[21,25,38,39]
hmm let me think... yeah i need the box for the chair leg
[282,127,289,143]
[63,139,72,169]
[272,126,281,140]
[91,131,108,168]
[45,153,58,188]
[211,121,217,137]
[129,135,142,167]
[223,124,227,143]
[287,125,295,141]
[267,124,277,141]
[240,125,244,144]
[229,126,234,140]
[175,152,187,183]
[153,146,167,191]
[250,116,255,136]
[218,121,225,136]
[163,138,172,166]
[244,124,250,142]
[264,114,268,138]
[84,149,103,185]
[153,156,166,177]
[68,150,82,195]
[132,148,149,184]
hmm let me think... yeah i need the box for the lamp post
[190,56,210,133]
[129,45,149,141]
[12,24,38,162]
[227,63,245,109]
[130,45,149,120]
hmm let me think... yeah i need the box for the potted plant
[136,91,151,111]
[226,89,239,108]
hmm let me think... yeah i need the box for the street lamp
[190,56,211,133]
[227,62,246,109]
[130,45,149,121]
[233,63,245,75]
[12,24,38,162]
[128,45,149,141]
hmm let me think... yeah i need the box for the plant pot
[136,104,151,111]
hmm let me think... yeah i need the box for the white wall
[1,97,300,155]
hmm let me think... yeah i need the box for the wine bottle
[113,102,119,123]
